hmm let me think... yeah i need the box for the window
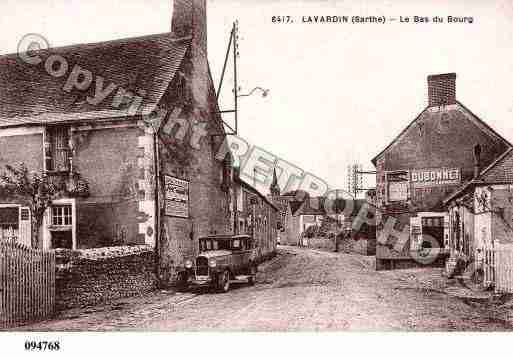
[47,126,71,172]
[0,207,19,242]
[52,205,72,226]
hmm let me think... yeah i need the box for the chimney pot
[427,73,457,107]
[171,0,207,55]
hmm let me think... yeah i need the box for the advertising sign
[410,168,461,188]
[164,175,189,218]
[388,181,408,202]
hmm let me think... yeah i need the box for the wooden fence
[482,246,513,293]
[0,241,55,329]
[483,248,495,288]
[495,247,513,293]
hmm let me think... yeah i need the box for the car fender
[213,264,232,276]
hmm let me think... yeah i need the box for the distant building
[267,170,303,245]
[233,168,278,259]
[371,73,511,270]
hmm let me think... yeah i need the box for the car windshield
[199,237,251,251]
[215,239,231,250]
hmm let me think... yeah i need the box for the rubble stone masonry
[55,246,156,311]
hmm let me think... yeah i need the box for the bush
[302,225,330,238]
[303,225,317,238]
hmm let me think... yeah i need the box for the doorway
[421,217,444,249]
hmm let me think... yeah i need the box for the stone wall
[55,245,156,311]
[0,132,43,173]
[74,125,153,248]
[156,46,234,286]
[305,236,376,256]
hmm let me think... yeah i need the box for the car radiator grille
[196,257,209,276]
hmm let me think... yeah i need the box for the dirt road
[21,246,513,331]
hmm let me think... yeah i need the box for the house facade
[233,171,278,259]
[372,73,511,270]
[444,148,513,272]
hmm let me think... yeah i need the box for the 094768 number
[24,341,60,351]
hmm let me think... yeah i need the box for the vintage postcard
[1,0,513,356]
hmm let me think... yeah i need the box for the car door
[239,238,252,271]
[231,239,244,274]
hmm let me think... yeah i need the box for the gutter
[153,129,162,287]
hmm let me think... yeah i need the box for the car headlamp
[185,260,193,269]
[208,258,217,268]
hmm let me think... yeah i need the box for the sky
[1,0,513,195]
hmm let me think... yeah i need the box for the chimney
[171,0,209,109]
[427,73,456,107]
[473,144,482,178]
[171,0,207,56]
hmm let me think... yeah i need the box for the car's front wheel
[217,270,231,293]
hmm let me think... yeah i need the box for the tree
[0,164,61,248]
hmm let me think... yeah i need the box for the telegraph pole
[347,163,376,198]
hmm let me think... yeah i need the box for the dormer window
[45,126,71,172]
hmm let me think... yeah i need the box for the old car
[177,234,258,293]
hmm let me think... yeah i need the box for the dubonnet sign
[410,168,460,187]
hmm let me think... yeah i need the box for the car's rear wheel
[217,270,230,293]
[248,264,257,286]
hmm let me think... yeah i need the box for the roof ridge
[0,32,192,59]
[371,105,429,165]
[443,147,513,204]
[478,147,513,178]
[372,101,513,166]
[456,100,513,148]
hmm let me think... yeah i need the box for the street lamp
[236,86,270,98]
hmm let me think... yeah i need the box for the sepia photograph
[1,0,513,356]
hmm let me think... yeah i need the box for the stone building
[0,0,247,300]
[233,169,279,260]
[444,148,513,272]
[267,170,301,245]
[372,73,511,270]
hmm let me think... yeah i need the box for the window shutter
[50,126,70,171]
[18,207,32,247]
[443,214,450,249]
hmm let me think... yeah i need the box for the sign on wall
[164,175,189,218]
[386,171,409,202]
[410,168,461,188]
[388,181,408,202]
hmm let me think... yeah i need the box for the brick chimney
[171,0,209,109]
[171,0,207,56]
[427,73,456,107]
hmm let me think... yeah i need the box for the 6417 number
[272,16,293,24]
